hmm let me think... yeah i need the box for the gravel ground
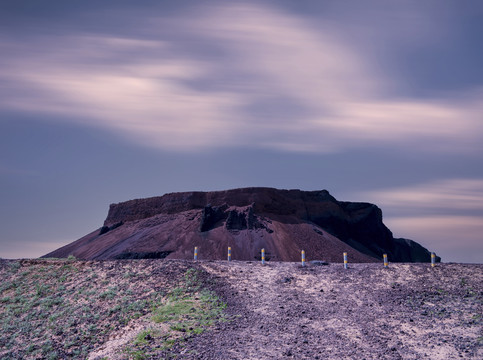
[1,259,481,359]
[177,261,483,359]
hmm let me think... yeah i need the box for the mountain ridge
[44,187,439,263]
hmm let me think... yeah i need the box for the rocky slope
[44,188,439,262]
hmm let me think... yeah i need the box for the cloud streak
[0,2,481,153]
[363,179,483,213]
[359,178,483,262]
[385,215,483,263]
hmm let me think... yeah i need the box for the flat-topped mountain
[44,187,439,262]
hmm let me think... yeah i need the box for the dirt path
[176,261,482,359]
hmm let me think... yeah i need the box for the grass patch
[0,260,225,360]
[122,268,227,358]
[152,299,197,323]
[0,259,170,359]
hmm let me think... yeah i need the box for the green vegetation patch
[0,259,183,359]
[122,268,227,359]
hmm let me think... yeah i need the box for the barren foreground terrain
[1,259,482,359]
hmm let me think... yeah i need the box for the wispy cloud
[358,178,483,262]
[0,3,481,153]
[0,35,246,151]
[362,178,483,213]
[384,215,483,263]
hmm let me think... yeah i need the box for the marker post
[383,254,388,268]
[431,252,436,267]
[194,246,198,260]
[343,252,348,269]
[301,250,306,267]
[228,247,232,262]
[261,248,265,265]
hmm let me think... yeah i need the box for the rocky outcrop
[199,204,228,232]
[44,187,439,262]
[102,188,337,226]
[199,203,273,233]
[393,238,441,263]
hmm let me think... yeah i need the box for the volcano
[43,187,439,263]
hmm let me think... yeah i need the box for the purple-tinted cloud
[1,2,481,154]
[1,1,482,262]
[363,179,483,213]
[386,215,482,263]
[357,179,483,263]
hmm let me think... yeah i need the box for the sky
[0,0,482,263]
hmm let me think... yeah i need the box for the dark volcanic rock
[44,187,438,262]
[393,238,441,263]
[99,221,124,235]
[200,204,228,232]
[225,209,248,231]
